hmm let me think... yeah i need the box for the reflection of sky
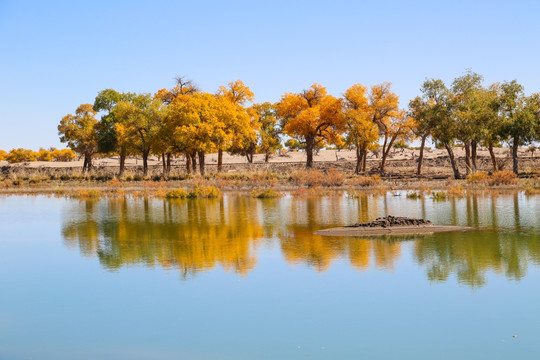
[1,194,540,359]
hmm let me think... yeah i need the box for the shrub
[431,191,447,201]
[290,169,324,187]
[165,189,188,199]
[188,185,221,198]
[406,192,422,199]
[349,175,382,187]
[321,169,345,186]
[466,172,488,184]
[488,170,517,185]
[53,149,76,161]
[36,148,53,162]
[253,188,281,198]
[291,169,346,187]
[6,148,36,163]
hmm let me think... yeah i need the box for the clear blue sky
[1,0,539,150]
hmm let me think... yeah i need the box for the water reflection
[61,192,540,286]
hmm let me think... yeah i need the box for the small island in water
[316,215,472,236]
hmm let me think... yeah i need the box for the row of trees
[410,71,540,178]
[0,148,76,163]
[59,78,282,175]
[58,72,540,177]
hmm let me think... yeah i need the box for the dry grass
[347,174,382,187]
[488,170,518,185]
[290,169,345,187]
[466,172,489,184]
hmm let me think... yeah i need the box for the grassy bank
[0,168,538,198]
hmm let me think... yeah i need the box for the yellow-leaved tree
[215,80,256,169]
[277,84,345,168]
[343,84,379,174]
[378,110,416,172]
[367,82,415,173]
[253,102,282,162]
[113,94,167,175]
[168,92,227,175]
[58,104,99,172]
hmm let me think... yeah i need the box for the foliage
[406,192,422,199]
[58,104,99,172]
[277,84,345,167]
[431,191,447,201]
[343,84,379,173]
[253,102,282,160]
[165,189,189,199]
[6,148,37,163]
[284,139,305,151]
[188,185,221,198]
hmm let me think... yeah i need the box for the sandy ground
[1,147,534,169]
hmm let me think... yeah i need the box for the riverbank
[1,148,538,196]
[0,170,538,197]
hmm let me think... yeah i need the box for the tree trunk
[83,153,93,173]
[142,150,149,176]
[471,139,478,171]
[246,151,253,164]
[464,143,472,175]
[198,151,205,176]
[82,154,89,173]
[380,136,396,173]
[166,153,172,175]
[305,138,314,168]
[355,147,364,175]
[488,143,498,172]
[445,144,461,179]
[191,152,197,174]
[265,152,270,163]
[186,153,191,174]
[417,134,427,175]
[512,139,519,175]
[161,153,166,177]
[362,149,367,172]
[119,152,126,177]
[218,149,223,172]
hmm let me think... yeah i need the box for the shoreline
[0,179,536,196]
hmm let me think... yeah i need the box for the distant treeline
[51,71,540,178]
[0,148,76,164]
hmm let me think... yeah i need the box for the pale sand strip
[315,225,472,236]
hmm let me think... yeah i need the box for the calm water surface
[1,192,539,359]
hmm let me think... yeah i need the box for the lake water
[1,192,539,359]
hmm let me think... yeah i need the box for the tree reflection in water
[61,192,540,286]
